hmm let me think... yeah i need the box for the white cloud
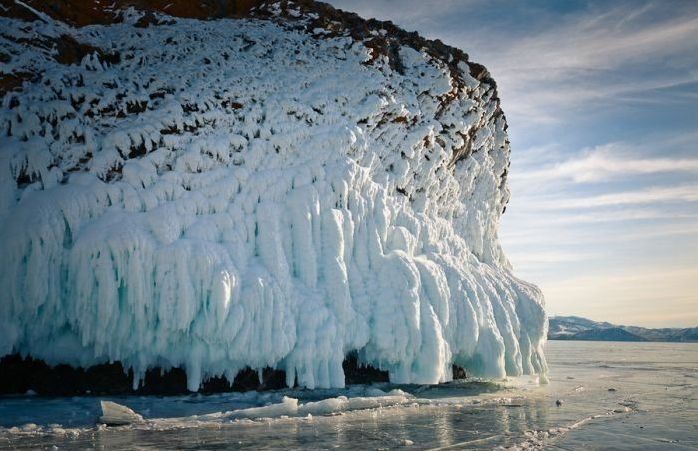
[533,184,698,210]
[503,221,698,248]
[495,14,698,74]
[480,4,698,122]
[517,143,698,183]
[558,210,698,224]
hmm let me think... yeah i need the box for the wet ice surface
[1,341,696,449]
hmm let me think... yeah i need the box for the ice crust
[0,3,547,391]
[105,390,419,425]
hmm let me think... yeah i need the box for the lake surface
[1,341,696,449]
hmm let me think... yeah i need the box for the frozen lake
[1,341,696,449]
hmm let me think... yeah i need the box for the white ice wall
[0,4,547,391]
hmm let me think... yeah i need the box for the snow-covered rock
[0,0,547,391]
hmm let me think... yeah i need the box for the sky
[326,0,698,327]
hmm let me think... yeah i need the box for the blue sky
[326,0,698,327]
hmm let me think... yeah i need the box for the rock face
[0,0,547,392]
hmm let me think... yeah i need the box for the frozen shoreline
[2,341,695,450]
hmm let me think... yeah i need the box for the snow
[0,2,547,391]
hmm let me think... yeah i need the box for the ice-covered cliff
[0,0,547,391]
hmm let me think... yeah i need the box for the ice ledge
[0,0,547,391]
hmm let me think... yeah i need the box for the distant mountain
[548,316,698,342]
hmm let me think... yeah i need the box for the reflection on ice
[1,342,696,450]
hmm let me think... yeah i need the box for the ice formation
[0,1,547,391]
[99,400,144,426]
[100,389,419,425]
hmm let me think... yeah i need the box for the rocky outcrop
[0,0,547,393]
